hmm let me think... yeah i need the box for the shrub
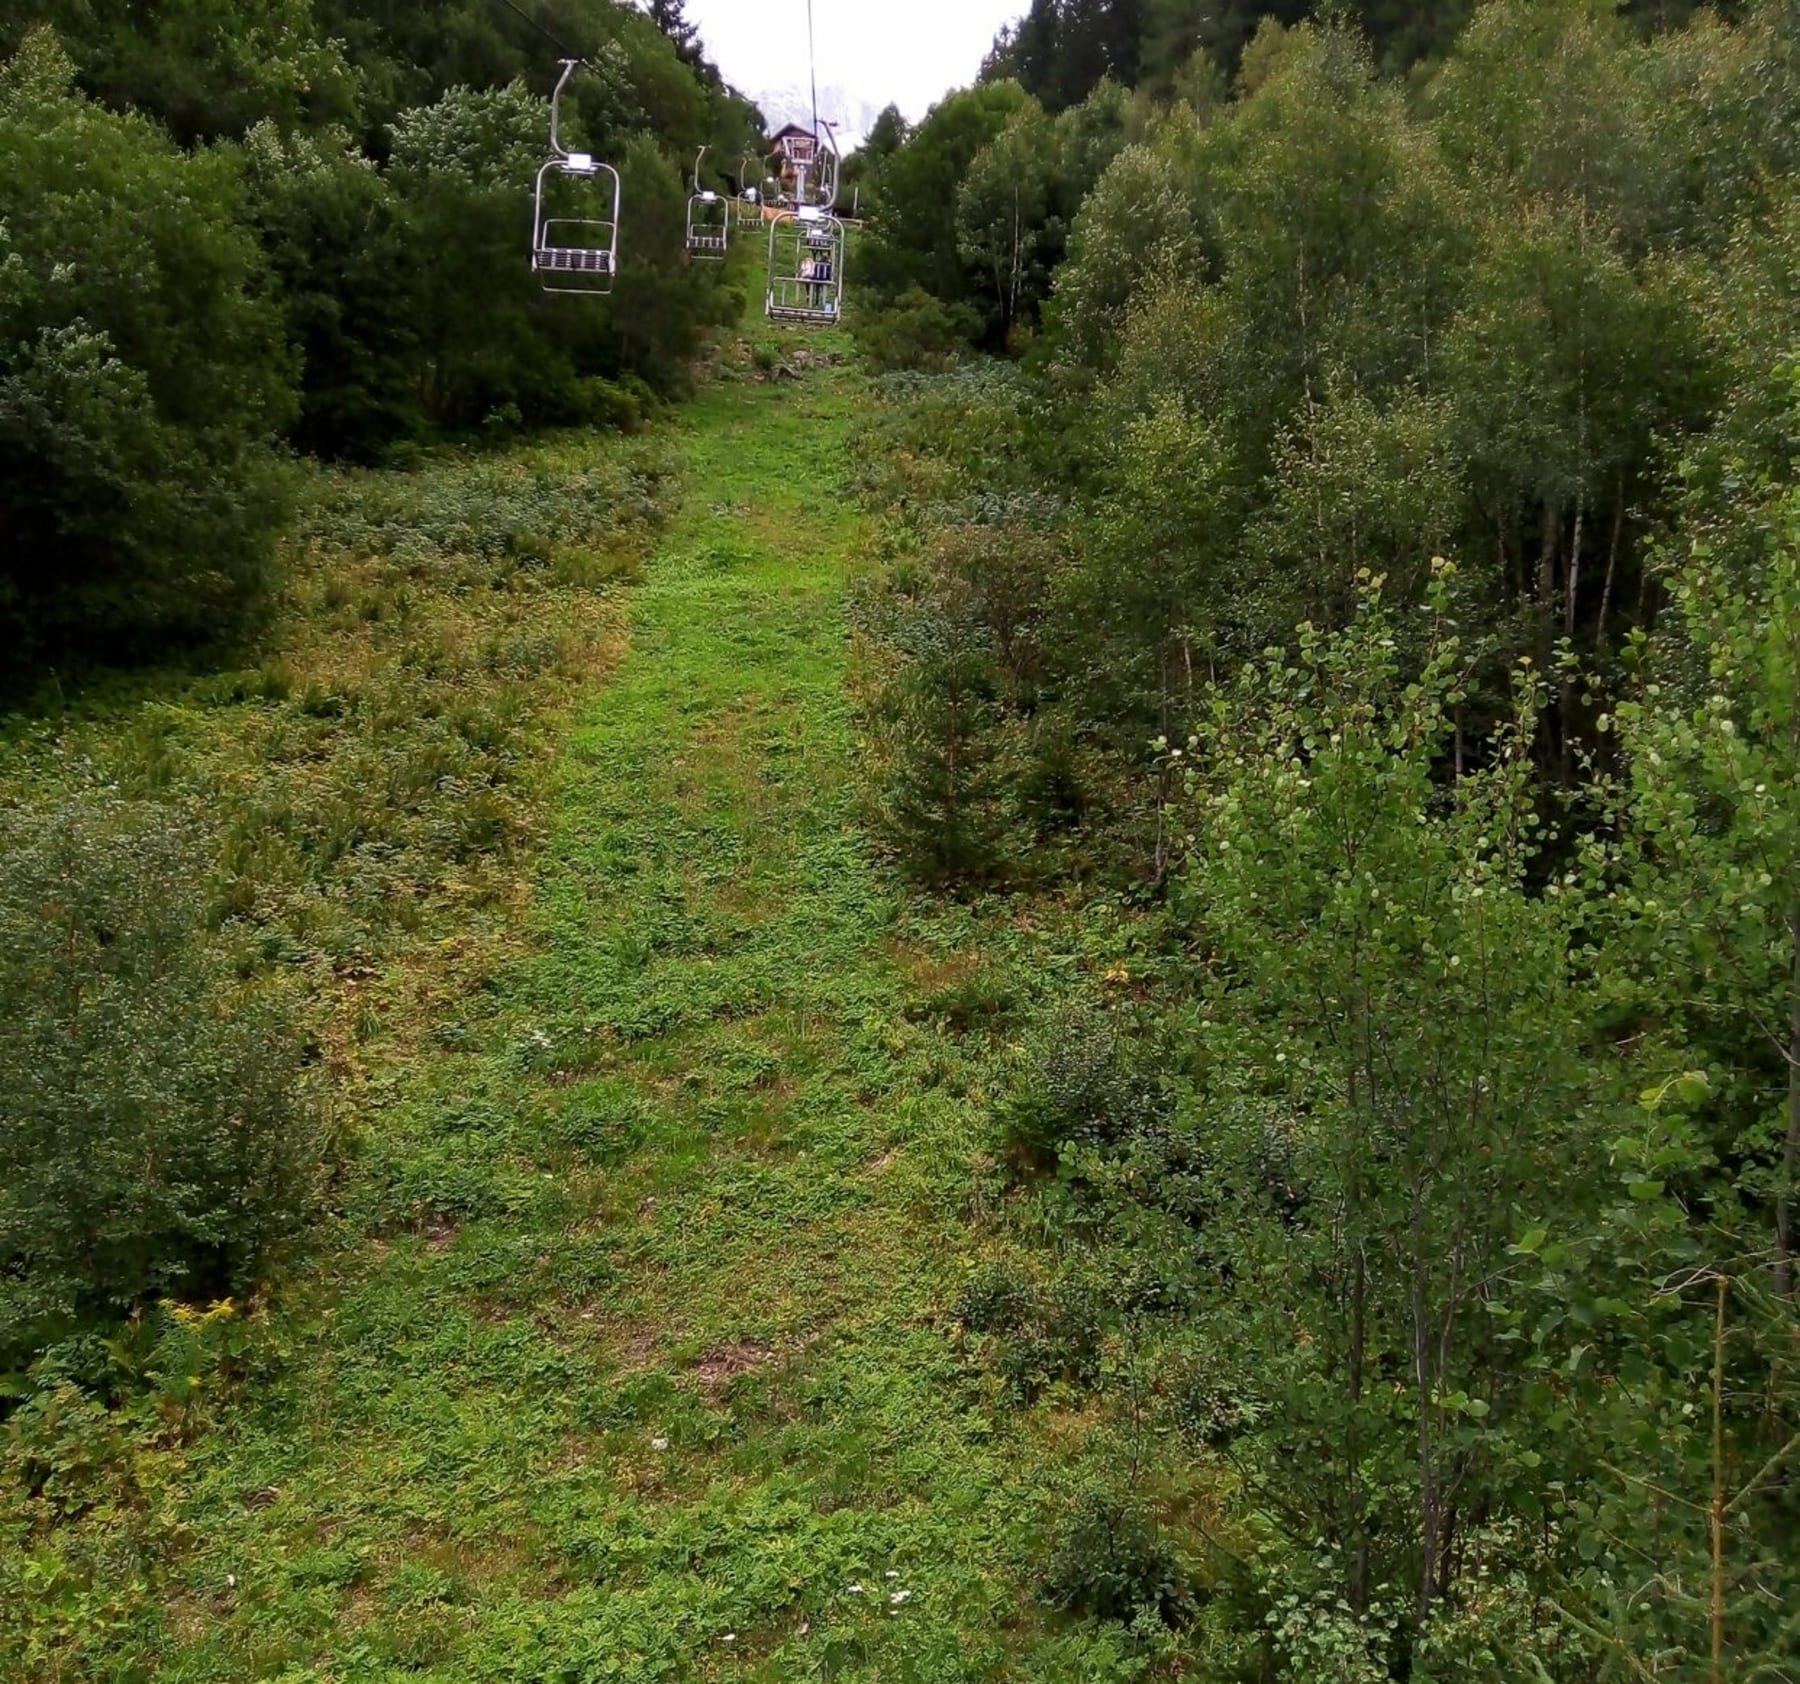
[953,1261,1106,1402]
[0,32,294,672]
[0,796,321,1374]
[851,285,982,373]
[1042,1484,1192,1627]
[1001,1000,1168,1168]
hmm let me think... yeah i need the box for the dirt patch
[423,1215,460,1252]
[693,1339,772,1393]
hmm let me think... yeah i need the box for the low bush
[0,796,321,1375]
[1042,1484,1192,1628]
[1000,1001,1168,1169]
[851,285,982,373]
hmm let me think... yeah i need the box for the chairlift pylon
[531,58,621,296]
[772,118,840,212]
[685,146,729,260]
[765,205,844,327]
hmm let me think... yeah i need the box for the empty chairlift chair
[766,206,844,326]
[734,153,769,230]
[686,147,730,260]
[531,59,621,297]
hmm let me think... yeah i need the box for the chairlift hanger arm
[549,56,583,158]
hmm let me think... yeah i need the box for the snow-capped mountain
[752,84,885,154]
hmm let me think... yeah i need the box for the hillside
[4,2,1799,1681]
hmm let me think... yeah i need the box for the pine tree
[644,0,704,72]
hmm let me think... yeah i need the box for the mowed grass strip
[18,348,1093,1682]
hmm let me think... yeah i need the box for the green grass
[2,336,1157,1681]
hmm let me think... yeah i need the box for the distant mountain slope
[753,83,883,152]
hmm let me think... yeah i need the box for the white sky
[680,0,1024,121]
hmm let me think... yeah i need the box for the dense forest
[0,0,756,671]
[4,0,1799,1678]
[846,0,1800,1675]
[981,0,1725,100]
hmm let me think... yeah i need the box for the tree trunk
[1412,1215,1438,1626]
[1597,479,1625,653]
[1350,1247,1370,1615]
[1562,497,1586,780]
[1710,1274,1728,1684]
[1778,912,1799,1299]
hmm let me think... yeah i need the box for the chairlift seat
[767,301,839,325]
[536,245,614,274]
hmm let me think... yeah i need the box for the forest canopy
[0,0,760,673]
[846,0,1800,1673]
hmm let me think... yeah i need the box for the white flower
[651,1437,669,1451]
[890,1590,912,1605]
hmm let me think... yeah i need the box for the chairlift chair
[734,152,768,230]
[685,147,730,259]
[766,206,844,326]
[531,59,621,296]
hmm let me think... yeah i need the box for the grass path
[116,354,1085,1682]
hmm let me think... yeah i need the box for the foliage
[0,796,319,1376]
[860,77,1130,352]
[0,32,294,668]
[0,0,359,143]
[866,583,1017,886]
[3,0,758,676]
[1042,1484,1191,1626]
[851,285,983,374]
[855,81,1034,311]
[857,1,1800,881]
[980,0,1718,107]
[1001,998,1166,1167]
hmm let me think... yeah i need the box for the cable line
[807,0,819,142]
[493,0,578,60]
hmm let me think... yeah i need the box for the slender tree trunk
[1538,505,1560,763]
[1562,498,1586,779]
[1710,1274,1728,1684]
[1597,479,1625,653]
[1778,914,1799,1299]
[1350,1247,1370,1615]
[1412,1206,1438,1627]
[1565,499,1585,645]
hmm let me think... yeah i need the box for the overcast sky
[681,0,1024,121]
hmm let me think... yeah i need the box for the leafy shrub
[1001,1001,1168,1169]
[0,32,294,671]
[0,796,321,1374]
[1043,1484,1193,1628]
[851,285,982,373]
[954,1261,1106,1402]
